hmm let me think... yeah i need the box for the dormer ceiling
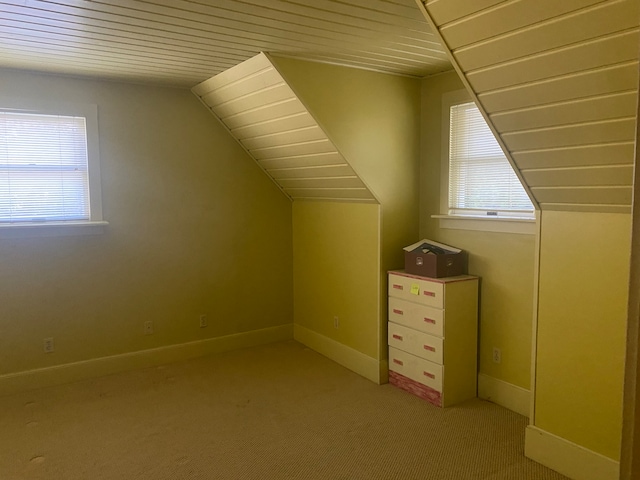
[417,0,640,213]
[193,53,377,203]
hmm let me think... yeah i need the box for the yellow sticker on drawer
[410,284,420,295]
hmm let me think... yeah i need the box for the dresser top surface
[388,270,478,284]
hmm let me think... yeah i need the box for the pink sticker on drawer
[392,309,404,315]
[424,318,436,324]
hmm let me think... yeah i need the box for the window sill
[0,220,109,239]
[432,214,537,235]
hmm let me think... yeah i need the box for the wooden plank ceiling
[193,52,377,202]
[0,0,451,87]
[418,0,640,213]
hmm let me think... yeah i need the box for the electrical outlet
[144,320,153,335]
[199,314,208,328]
[492,347,501,364]
[333,316,339,329]
[43,337,54,353]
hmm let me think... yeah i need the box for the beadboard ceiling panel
[193,52,377,203]
[0,0,451,87]
[418,0,640,213]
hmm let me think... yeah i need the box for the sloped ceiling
[417,0,640,213]
[0,0,451,87]
[192,52,377,202]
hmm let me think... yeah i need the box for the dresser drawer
[388,297,444,337]
[388,322,444,364]
[388,272,443,308]
[389,347,443,392]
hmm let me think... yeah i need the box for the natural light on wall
[449,102,534,218]
[0,111,90,223]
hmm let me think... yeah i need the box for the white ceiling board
[491,92,638,133]
[0,0,451,87]
[440,0,606,50]
[453,0,639,73]
[523,166,633,188]
[502,118,637,152]
[467,30,640,93]
[512,143,635,170]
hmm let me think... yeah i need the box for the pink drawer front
[389,370,442,407]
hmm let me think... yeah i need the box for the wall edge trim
[525,425,620,480]
[293,324,381,384]
[478,373,530,417]
[0,324,294,397]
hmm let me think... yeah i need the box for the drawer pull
[392,284,404,290]
[393,359,404,366]
[423,345,436,352]
[424,317,436,324]
[423,371,435,379]
[392,334,403,341]
[423,291,436,297]
[392,309,404,315]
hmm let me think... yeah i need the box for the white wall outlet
[333,316,339,329]
[199,314,208,328]
[492,347,502,364]
[144,320,153,335]
[43,337,54,353]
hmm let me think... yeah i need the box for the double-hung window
[0,100,105,236]
[438,90,535,233]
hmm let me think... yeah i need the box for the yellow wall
[420,71,536,390]
[535,210,630,460]
[293,202,380,358]
[273,58,421,365]
[0,69,293,375]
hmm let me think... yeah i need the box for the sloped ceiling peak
[192,53,377,203]
[418,0,640,213]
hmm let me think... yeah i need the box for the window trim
[0,97,107,238]
[436,90,536,235]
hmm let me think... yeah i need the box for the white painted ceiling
[0,0,452,87]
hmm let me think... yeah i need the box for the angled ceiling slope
[192,53,377,203]
[417,0,640,213]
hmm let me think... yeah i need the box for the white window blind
[0,111,90,223]
[448,102,533,216]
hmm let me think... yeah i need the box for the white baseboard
[294,324,381,384]
[478,373,530,417]
[0,324,293,397]
[525,425,620,480]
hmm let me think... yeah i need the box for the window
[0,100,105,236]
[437,91,535,234]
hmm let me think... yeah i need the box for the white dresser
[387,270,479,407]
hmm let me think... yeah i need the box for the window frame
[436,90,537,235]
[0,97,107,238]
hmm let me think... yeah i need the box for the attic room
[0,1,638,480]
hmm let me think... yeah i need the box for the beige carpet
[0,341,568,480]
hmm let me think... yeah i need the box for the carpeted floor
[0,341,569,479]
